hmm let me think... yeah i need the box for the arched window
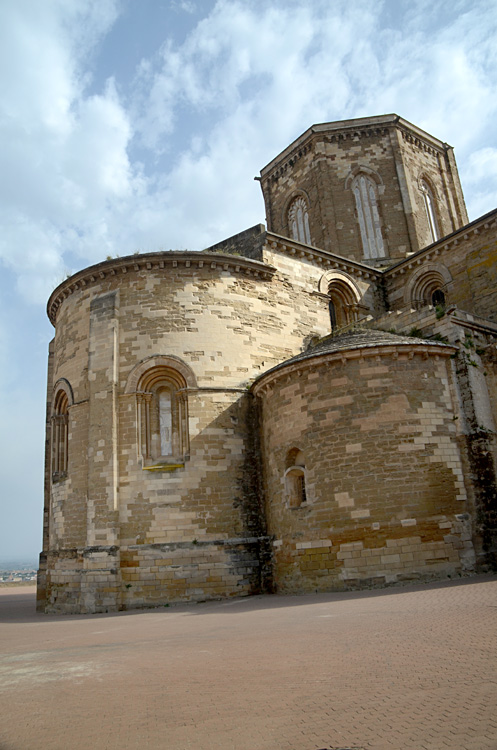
[136,365,189,466]
[284,449,307,508]
[431,289,445,307]
[407,266,450,310]
[329,299,337,330]
[288,196,311,245]
[51,389,69,481]
[420,180,439,243]
[352,175,385,260]
[328,280,357,331]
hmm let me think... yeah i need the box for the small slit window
[284,449,307,508]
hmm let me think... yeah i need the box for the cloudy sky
[1,0,496,563]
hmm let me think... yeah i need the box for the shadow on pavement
[1,573,495,625]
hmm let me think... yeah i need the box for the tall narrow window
[159,388,172,455]
[288,196,311,245]
[328,280,357,331]
[51,390,69,480]
[137,366,189,466]
[420,180,439,242]
[329,299,337,330]
[352,175,385,259]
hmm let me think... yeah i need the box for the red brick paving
[0,575,496,750]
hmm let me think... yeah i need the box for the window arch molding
[345,166,386,260]
[417,173,439,200]
[404,263,452,310]
[125,355,196,467]
[318,271,362,330]
[283,191,312,246]
[52,378,74,409]
[51,378,74,481]
[125,354,197,394]
[344,165,383,191]
[318,270,361,298]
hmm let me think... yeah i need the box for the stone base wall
[120,539,265,609]
[42,547,120,614]
[40,538,267,614]
[272,515,474,594]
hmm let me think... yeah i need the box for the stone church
[38,114,497,613]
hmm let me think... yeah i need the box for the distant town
[0,561,37,584]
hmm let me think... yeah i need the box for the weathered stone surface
[38,115,497,613]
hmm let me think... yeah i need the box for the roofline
[260,114,451,177]
[252,338,456,394]
[46,250,276,327]
[384,206,497,277]
[265,231,383,280]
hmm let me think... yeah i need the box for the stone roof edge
[259,114,448,178]
[265,232,382,280]
[448,307,497,336]
[385,207,497,279]
[47,251,277,326]
[252,339,457,395]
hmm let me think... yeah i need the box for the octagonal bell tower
[259,114,468,266]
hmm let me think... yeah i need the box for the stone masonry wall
[395,130,467,251]
[254,344,474,593]
[386,219,497,321]
[262,129,411,263]
[260,122,467,265]
[41,250,337,612]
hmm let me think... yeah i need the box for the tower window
[420,180,439,243]
[288,196,311,245]
[352,175,385,260]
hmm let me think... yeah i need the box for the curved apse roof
[253,327,455,388]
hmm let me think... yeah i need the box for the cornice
[397,126,446,157]
[252,341,456,396]
[47,251,276,326]
[385,208,497,280]
[260,114,449,182]
[265,232,382,281]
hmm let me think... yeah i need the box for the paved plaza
[0,575,496,750]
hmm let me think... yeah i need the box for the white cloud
[1,0,497,298]
[1,0,497,561]
[461,147,497,219]
[125,0,497,250]
[0,0,131,300]
[464,147,497,183]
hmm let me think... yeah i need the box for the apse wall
[39,250,332,613]
[253,330,475,593]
